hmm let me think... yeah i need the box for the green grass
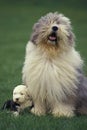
[0,1,87,130]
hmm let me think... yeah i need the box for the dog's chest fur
[22,41,83,102]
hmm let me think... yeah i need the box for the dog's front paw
[52,106,75,117]
[31,107,45,116]
[52,110,74,117]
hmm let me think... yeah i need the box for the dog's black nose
[52,26,58,31]
[16,98,19,101]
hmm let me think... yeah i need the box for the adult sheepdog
[22,12,87,117]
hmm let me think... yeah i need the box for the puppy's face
[13,85,31,105]
[31,12,75,52]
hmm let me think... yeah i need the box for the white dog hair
[13,85,33,116]
[22,12,84,117]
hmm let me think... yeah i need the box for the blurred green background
[0,0,87,130]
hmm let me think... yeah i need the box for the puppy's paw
[13,111,19,117]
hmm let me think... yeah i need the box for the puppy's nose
[16,98,19,101]
[52,26,58,31]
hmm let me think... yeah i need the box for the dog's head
[13,85,32,105]
[31,12,75,54]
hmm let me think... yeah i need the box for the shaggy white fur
[13,85,32,116]
[22,12,83,117]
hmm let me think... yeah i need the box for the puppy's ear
[25,88,32,101]
[27,95,32,101]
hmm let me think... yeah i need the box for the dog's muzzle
[48,26,59,43]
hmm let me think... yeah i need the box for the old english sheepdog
[22,12,87,117]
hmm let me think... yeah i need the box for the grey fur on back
[75,70,87,115]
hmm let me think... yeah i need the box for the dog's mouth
[48,32,57,42]
[14,99,21,104]
[14,100,20,104]
[14,102,20,106]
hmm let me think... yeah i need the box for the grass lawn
[0,1,87,130]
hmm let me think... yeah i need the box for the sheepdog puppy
[2,85,33,116]
[22,12,87,117]
[13,85,33,116]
